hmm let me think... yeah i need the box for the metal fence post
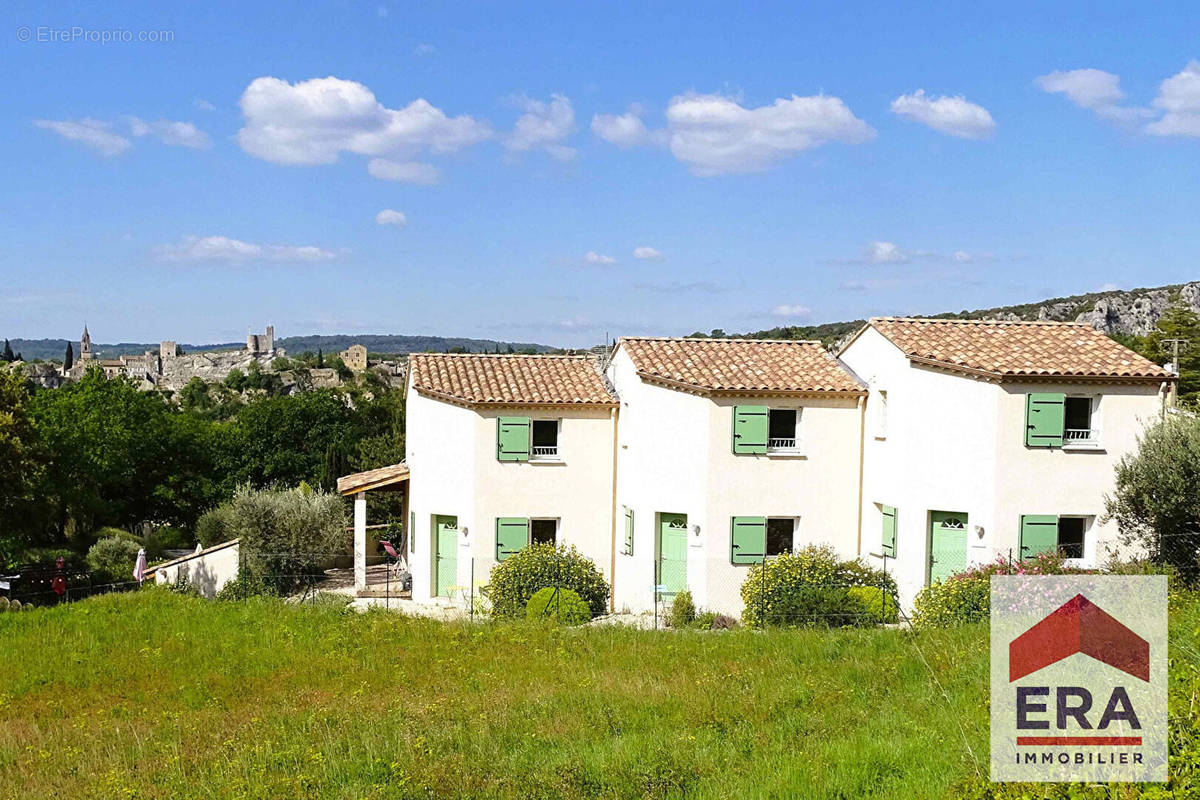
[470,558,475,621]
[759,555,766,629]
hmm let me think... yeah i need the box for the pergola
[336,463,410,594]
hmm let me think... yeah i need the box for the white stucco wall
[405,371,616,605]
[841,325,1167,608]
[607,348,864,616]
[151,540,240,598]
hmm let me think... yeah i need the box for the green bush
[195,505,233,548]
[691,610,717,629]
[740,545,896,628]
[92,526,137,545]
[224,486,345,595]
[913,552,1091,628]
[848,585,899,624]
[525,587,592,625]
[215,569,275,600]
[668,590,696,628]
[86,536,142,582]
[485,543,610,618]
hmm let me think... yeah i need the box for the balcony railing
[1065,428,1098,443]
[767,437,798,451]
[531,445,560,459]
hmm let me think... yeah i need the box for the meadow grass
[0,590,1196,799]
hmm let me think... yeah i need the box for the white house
[403,353,618,604]
[605,337,867,614]
[838,318,1172,607]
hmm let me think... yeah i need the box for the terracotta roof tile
[409,354,616,406]
[618,337,864,394]
[865,318,1172,381]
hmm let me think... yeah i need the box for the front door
[435,515,458,597]
[929,511,968,583]
[658,513,688,600]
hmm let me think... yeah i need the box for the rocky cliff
[963,282,1200,336]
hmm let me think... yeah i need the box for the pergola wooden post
[336,463,411,595]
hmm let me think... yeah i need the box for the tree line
[0,364,404,566]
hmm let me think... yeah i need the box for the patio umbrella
[133,548,147,584]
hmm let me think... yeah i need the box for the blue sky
[4,1,1200,348]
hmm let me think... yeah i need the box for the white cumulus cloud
[375,209,408,227]
[867,241,909,264]
[129,117,211,149]
[633,246,664,261]
[771,304,811,318]
[1146,61,1200,137]
[1035,68,1151,123]
[505,94,576,161]
[34,119,131,156]
[236,76,492,170]
[591,111,658,148]
[663,92,874,176]
[366,158,440,184]
[583,251,617,265]
[890,90,995,139]
[153,235,338,263]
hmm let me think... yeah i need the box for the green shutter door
[658,513,688,598]
[496,517,529,562]
[881,506,897,558]
[1025,393,1065,448]
[435,515,458,596]
[929,511,967,583]
[732,406,769,454]
[623,508,634,555]
[1020,515,1059,560]
[730,516,767,565]
[497,417,531,461]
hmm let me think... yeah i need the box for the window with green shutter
[881,505,897,558]
[495,517,530,561]
[496,417,531,461]
[732,406,769,454]
[730,516,767,564]
[1025,393,1065,448]
[623,508,634,555]
[1019,514,1058,560]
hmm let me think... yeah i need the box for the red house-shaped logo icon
[1009,594,1149,682]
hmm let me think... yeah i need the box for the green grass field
[1,590,1197,799]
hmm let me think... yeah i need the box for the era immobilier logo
[990,576,1167,783]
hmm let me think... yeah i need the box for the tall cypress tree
[64,342,74,371]
[1,340,13,362]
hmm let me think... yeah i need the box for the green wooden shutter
[497,417,531,461]
[1019,515,1058,560]
[730,516,767,564]
[495,517,529,561]
[1025,393,1065,448]
[881,505,897,558]
[409,511,416,553]
[623,508,634,555]
[732,406,769,454]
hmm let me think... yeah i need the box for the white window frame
[529,418,563,462]
[1057,515,1093,566]
[1062,395,1102,450]
[766,408,804,456]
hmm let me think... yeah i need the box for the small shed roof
[337,463,410,495]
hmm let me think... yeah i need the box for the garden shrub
[848,585,899,623]
[92,526,138,545]
[913,552,1091,628]
[223,485,346,595]
[86,536,142,582]
[691,610,717,629]
[668,589,696,628]
[711,614,738,630]
[740,544,896,628]
[215,569,275,600]
[525,586,592,625]
[195,505,233,548]
[485,543,610,618]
